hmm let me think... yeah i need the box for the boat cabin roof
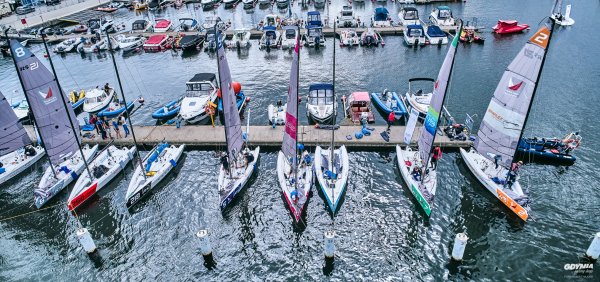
[264,25,276,31]
[349,92,370,103]
[155,19,171,28]
[403,7,418,12]
[132,19,148,26]
[146,35,167,44]
[407,24,424,31]
[375,7,389,16]
[86,88,109,98]
[427,25,446,37]
[309,83,333,91]
[188,73,217,84]
[497,20,518,26]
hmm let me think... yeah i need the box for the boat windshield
[285,29,295,39]
[308,28,322,37]
[408,28,423,37]
[341,11,353,17]
[266,30,277,39]
[438,10,451,19]
[186,82,214,97]
[309,89,333,105]
[308,14,320,22]
[266,17,276,26]
[404,11,418,20]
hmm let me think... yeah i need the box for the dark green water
[1,0,599,280]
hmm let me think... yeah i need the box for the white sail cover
[418,25,461,166]
[474,24,553,168]
[0,90,31,156]
[282,31,300,169]
[217,33,243,161]
[10,40,80,164]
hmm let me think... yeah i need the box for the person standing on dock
[387,112,395,131]
[112,118,122,139]
[119,114,129,138]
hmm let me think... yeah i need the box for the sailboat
[217,29,261,212]
[460,18,556,221]
[550,0,574,26]
[7,39,99,208]
[314,24,350,214]
[276,28,313,222]
[396,24,462,217]
[0,90,45,186]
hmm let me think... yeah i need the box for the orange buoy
[232,81,241,94]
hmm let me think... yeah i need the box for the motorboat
[177,34,204,50]
[143,34,172,52]
[372,7,390,28]
[337,5,358,28]
[35,145,98,208]
[78,36,118,53]
[429,6,455,28]
[360,28,383,47]
[259,26,281,49]
[201,0,218,9]
[370,90,408,119]
[551,1,575,26]
[53,37,84,53]
[314,146,350,214]
[306,84,335,124]
[223,0,238,8]
[131,19,153,32]
[276,0,287,8]
[116,35,145,52]
[243,0,256,8]
[426,25,448,45]
[262,14,281,29]
[268,103,286,125]
[154,19,173,33]
[216,82,246,113]
[398,7,420,26]
[343,92,374,124]
[179,18,200,32]
[305,11,325,48]
[340,29,359,47]
[515,132,581,166]
[11,99,30,121]
[404,78,434,117]
[404,24,426,46]
[97,100,134,118]
[67,145,137,210]
[152,99,181,121]
[228,29,251,49]
[203,15,224,31]
[281,26,298,49]
[83,88,115,113]
[126,143,185,207]
[204,29,225,52]
[492,20,529,34]
[460,26,485,44]
[179,73,219,124]
[72,24,88,34]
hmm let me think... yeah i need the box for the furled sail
[418,24,462,166]
[282,31,300,169]
[474,23,554,168]
[10,40,79,164]
[216,33,243,162]
[0,90,31,156]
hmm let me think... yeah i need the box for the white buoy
[324,231,335,260]
[76,228,96,254]
[585,232,600,260]
[451,233,468,261]
[196,229,213,259]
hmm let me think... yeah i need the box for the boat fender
[0,168,5,174]
[71,171,79,179]
[355,132,363,139]
[362,128,371,136]
[170,159,177,167]
[346,135,352,140]
[404,160,412,167]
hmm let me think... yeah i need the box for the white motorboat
[115,35,145,52]
[281,26,298,49]
[53,37,84,53]
[126,143,185,207]
[0,146,45,186]
[228,29,251,49]
[179,73,219,124]
[179,18,200,32]
[306,84,335,123]
[35,145,98,208]
[314,146,350,214]
[203,15,224,31]
[372,7,391,27]
[360,28,383,47]
[68,145,136,210]
[404,78,434,117]
[78,36,118,53]
[550,0,575,26]
[131,19,153,32]
[83,88,115,113]
[337,5,358,28]
[259,26,281,49]
[154,19,173,32]
[340,29,359,46]
[425,25,448,45]
[11,99,29,121]
[262,14,281,29]
[403,24,426,46]
[268,103,286,125]
[398,7,420,26]
[429,6,456,28]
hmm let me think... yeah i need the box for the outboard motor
[315,36,320,48]
[236,40,241,50]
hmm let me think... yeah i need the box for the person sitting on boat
[455,128,468,141]
[505,161,523,189]
[430,147,442,170]
[302,151,312,166]
[104,83,110,93]
[277,100,283,110]
[245,151,254,164]
[221,153,229,172]
[24,145,36,157]
[412,166,422,181]
[290,189,299,205]
[494,154,502,169]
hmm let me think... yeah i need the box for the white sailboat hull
[396,145,436,216]
[277,151,313,221]
[218,147,260,211]
[314,146,349,213]
[0,146,45,186]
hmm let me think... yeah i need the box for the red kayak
[492,20,529,34]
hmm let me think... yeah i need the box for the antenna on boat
[4,28,57,179]
[40,28,93,180]
[104,29,146,180]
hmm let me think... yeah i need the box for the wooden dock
[25,125,471,150]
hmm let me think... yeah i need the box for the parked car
[16,6,35,15]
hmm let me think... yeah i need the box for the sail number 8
[14,47,25,57]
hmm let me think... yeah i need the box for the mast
[40,29,93,180]
[294,25,300,192]
[510,18,556,164]
[214,22,232,177]
[104,29,146,179]
[4,29,57,178]
[330,22,336,171]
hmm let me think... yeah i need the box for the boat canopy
[307,11,322,27]
[349,92,370,104]
[308,84,334,105]
[179,18,198,25]
[497,20,518,26]
[436,6,452,19]
[132,19,148,30]
[155,19,171,28]
[407,25,425,36]
[146,35,167,44]
[427,25,446,37]
[402,7,419,20]
[374,7,389,21]
[188,73,217,84]
[284,28,296,39]
[264,25,276,31]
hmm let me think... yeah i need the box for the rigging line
[0,202,62,222]
[118,55,150,101]
[54,53,82,90]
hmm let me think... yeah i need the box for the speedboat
[178,34,204,50]
[429,6,455,28]
[268,103,286,125]
[305,12,325,48]
[404,78,434,117]
[398,7,420,26]
[67,145,136,210]
[143,34,172,52]
[179,18,200,32]
[340,29,359,47]
[372,7,390,27]
[281,26,298,49]
[228,29,251,49]
[343,92,374,124]
[126,143,185,207]
[179,73,219,124]
[152,98,182,121]
[262,14,281,29]
[306,84,335,124]
[314,146,350,214]
[72,24,88,33]
[154,19,173,32]
[116,35,145,53]
[404,24,426,46]
[83,88,115,113]
[259,26,281,49]
[35,145,98,208]
[204,29,224,52]
[360,28,383,47]
[97,100,135,119]
[515,133,581,166]
[460,26,485,44]
[492,20,529,34]
[337,5,358,28]
[53,37,84,53]
[131,19,153,32]
[370,89,408,119]
[201,0,218,9]
[11,99,30,121]
[203,15,224,31]
[426,25,448,45]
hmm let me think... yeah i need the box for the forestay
[10,40,79,164]
[217,32,243,161]
[282,32,300,169]
[0,91,31,156]
[474,24,553,168]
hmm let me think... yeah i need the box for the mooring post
[77,228,97,254]
[451,232,468,261]
[585,232,600,261]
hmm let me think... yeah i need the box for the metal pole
[214,21,232,177]
[330,22,336,204]
[294,26,300,193]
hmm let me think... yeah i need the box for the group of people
[89,113,129,140]
[410,147,443,182]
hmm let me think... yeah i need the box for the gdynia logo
[564,263,593,276]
